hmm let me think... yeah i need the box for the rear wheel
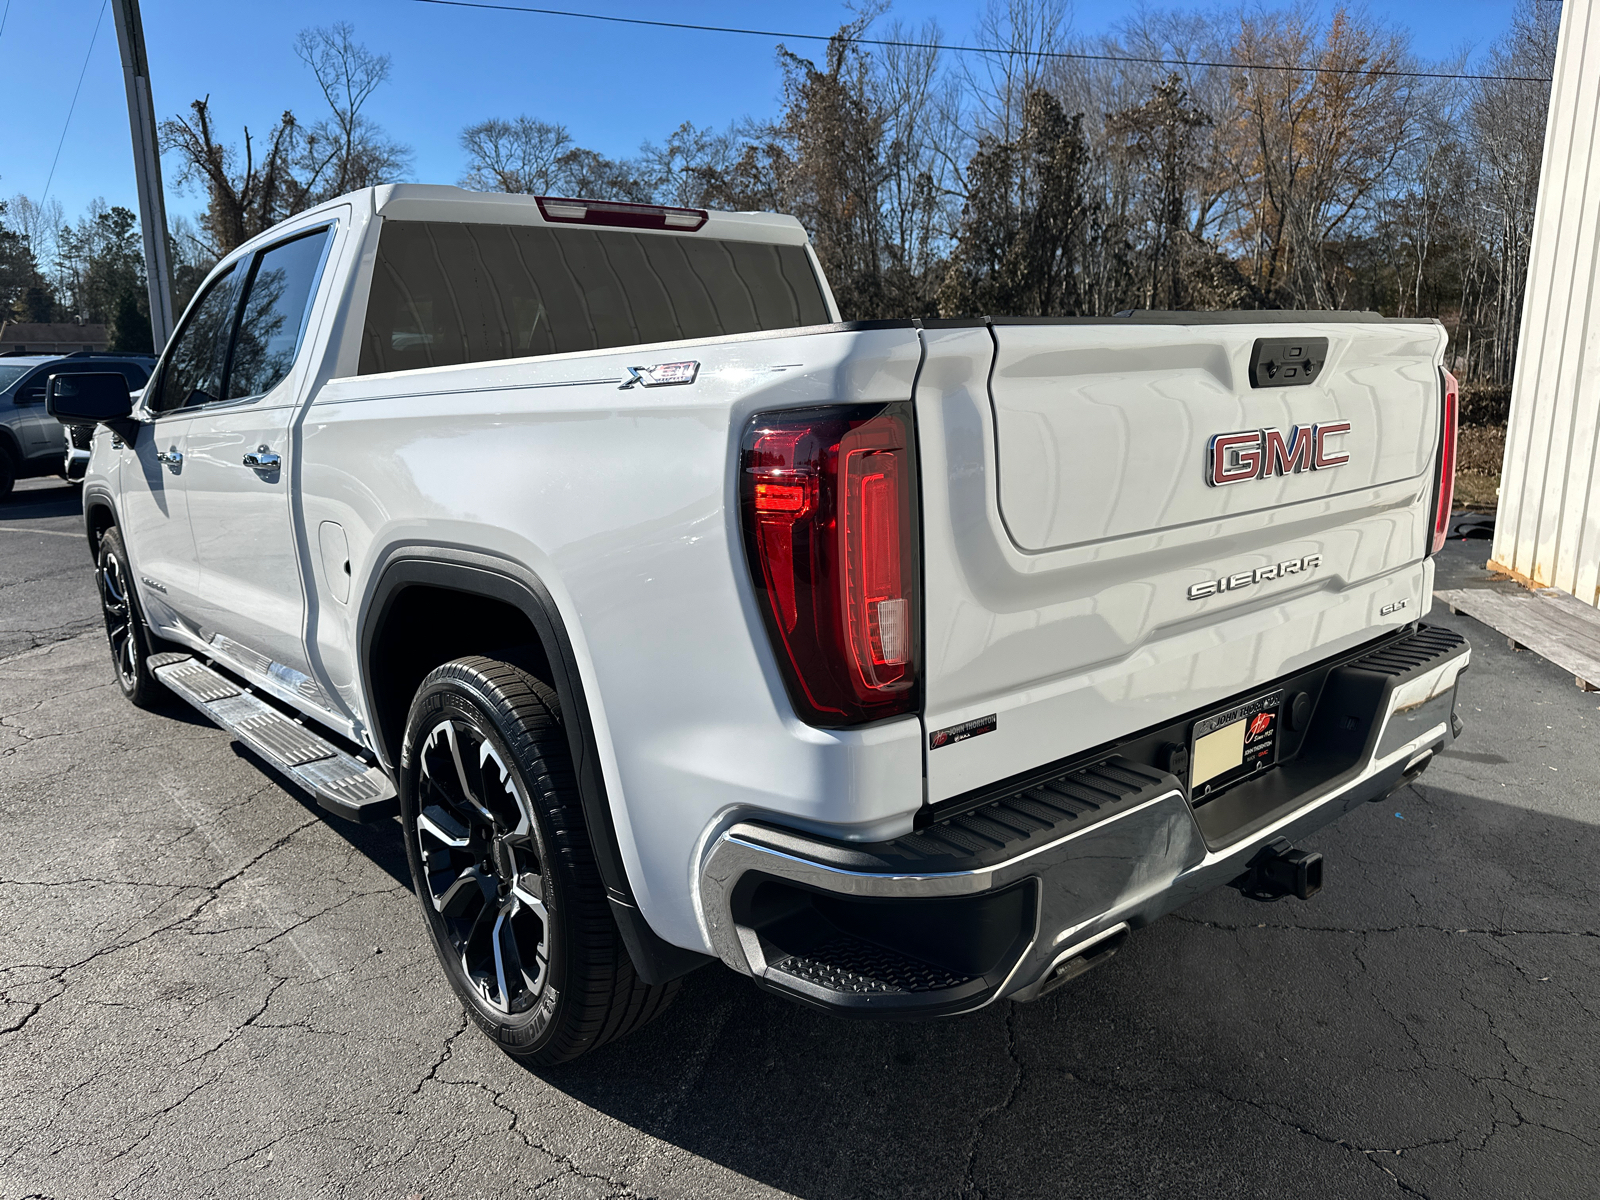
[399,656,679,1064]
[97,527,165,708]
[0,450,15,501]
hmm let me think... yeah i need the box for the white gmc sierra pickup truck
[48,185,1470,1064]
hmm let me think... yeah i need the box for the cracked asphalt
[1,480,1595,1199]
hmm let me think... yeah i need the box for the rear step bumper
[151,654,398,822]
[698,623,1469,1016]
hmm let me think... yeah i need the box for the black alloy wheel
[399,657,680,1064]
[414,713,554,1017]
[96,527,164,707]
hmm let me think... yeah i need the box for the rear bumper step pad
[700,621,1471,1015]
[152,654,397,822]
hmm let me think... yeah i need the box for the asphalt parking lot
[1,477,1595,1199]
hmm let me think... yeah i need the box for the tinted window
[358,220,830,376]
[0,364,32,391]
[15,370,49,404]
[227,228,332,399]
[152,266,240,413]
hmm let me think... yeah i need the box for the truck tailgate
[916,318,1448,803]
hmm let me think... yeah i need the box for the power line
[0,1,12,45]
[410,0,1555,84]
[42,0,110,206]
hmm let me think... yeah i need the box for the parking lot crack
[1172,915,1597,939]
[409,1008,471,1097]
[1,1001,43,1036]
[960,1004,1024,1199]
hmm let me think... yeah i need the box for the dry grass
[1454,424,1506,510]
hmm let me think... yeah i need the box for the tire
[399,656,679,1065]
[0,450,15,501]
[96,527,166,708]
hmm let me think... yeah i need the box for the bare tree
[874,19,961,307]
[1466,0,1560,382]
[771,13,897,317]
[159,98,304,255]
[293,23,411,200]
[1222,6,1420,308]
[940,88,1092,317]
[1106,75,1212,309]
[460,117,574,194]
[964,0,1071,148]
[639,122,745,208]
[458,116,651,200]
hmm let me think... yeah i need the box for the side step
[151,653,398,823]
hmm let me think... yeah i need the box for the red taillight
[535,195,708,231]
[1430,370,1459,556]
[740,404,920,726]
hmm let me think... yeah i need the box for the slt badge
[1206,422,1350,486]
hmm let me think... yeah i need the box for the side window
[226,227,332,400]
[15,371,48,405]
[151,265,240,414]
[115,363,150,387]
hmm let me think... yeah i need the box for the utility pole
[110,0,176,351]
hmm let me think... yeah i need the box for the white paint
[1492,0,1600,608]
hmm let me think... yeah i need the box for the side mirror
[46,372,139,441]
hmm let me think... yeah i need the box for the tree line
[1,2,1560,386]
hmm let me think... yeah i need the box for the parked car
[49,185,1470,1064]
[0,351,156,497]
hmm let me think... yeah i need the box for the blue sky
[7,0,1533,231]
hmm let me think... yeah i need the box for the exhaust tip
[1402,748,1434,781]
[1037,924,1130,996]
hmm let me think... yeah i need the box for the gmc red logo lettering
[1206,422,1350,486]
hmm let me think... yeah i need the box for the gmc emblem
[1206,422,1350,486]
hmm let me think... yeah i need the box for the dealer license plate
[1189,689,1284,799]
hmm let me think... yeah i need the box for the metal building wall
[1491,0,1600,607]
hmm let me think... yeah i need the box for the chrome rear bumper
[697,624,1470,1015]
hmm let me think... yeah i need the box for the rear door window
[226,227,333,400]
[358,220,830,375]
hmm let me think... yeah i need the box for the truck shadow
[228,741,414,890]
[1,479,84,522]
[529,784,1598,1199]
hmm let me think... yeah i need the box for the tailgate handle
[1249,337,1328,388]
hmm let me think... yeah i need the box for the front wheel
[96,527,165,708]
[399,657,679,1064]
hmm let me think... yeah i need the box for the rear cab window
[357,220,831,375]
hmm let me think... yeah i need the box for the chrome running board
[151,653,397,823]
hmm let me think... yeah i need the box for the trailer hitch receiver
[1230,837,1323,902]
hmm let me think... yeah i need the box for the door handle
[243,447,281,470]
[156,449,182,467]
